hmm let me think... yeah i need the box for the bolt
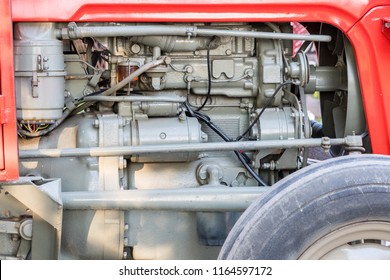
[93,119,99,128]
[83,89,93,96]
[124,224,129,231]
[140,75,148,83]
[385,22,390,28]
[160,132,167,139]
[124,237,128,246]
[194,50,200,56]
[225,49,232,56]
[179,112,187,122]
[123,251,128,259]
[163,56,172,65]
[245,69,254,78]
[262,163,271,169]
[11,234,20,241]
[185,65,193,74]
[130,43,141,54]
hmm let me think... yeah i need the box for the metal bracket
[344,133,365,154]
[31,72,39,98]
[1,178,63,259]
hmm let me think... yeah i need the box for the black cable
[234,151,266,185]
[236,80,293,141]
[195,36,217,111]
[184,102,268,186]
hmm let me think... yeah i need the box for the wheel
[219,154,390,259]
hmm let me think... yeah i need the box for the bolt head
[160,132,167,139]
[93,119,99,128]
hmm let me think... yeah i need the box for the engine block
[8,21,346,259]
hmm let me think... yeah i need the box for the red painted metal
[348,6,390,155]
[10,0,382,33]
[0,0,19,180]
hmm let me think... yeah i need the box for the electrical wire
[195,36,217,111]
[186,80,293,185]
[184,102,268,186]
[18,108,72,138]
[236,80,293,141]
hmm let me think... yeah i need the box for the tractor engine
[10,21,352,259]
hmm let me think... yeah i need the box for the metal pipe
[82,95,186,103]
[197,28,331,42]
[99,58,166,97]
[19,137,346,159]
[58,23,332,42]
[61,186,268,211]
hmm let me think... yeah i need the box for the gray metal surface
[130,117,205,162]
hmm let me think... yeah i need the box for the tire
[219,154,390,259]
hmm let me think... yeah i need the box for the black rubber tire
[219,154,390,259]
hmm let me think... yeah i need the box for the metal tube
[196,28,331,42]
[59,23,332,42]
[59,24,198,39]
[82,95,186,103]
[19,137,346,159]
[99,58,165,96]
[61,186,268,211]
